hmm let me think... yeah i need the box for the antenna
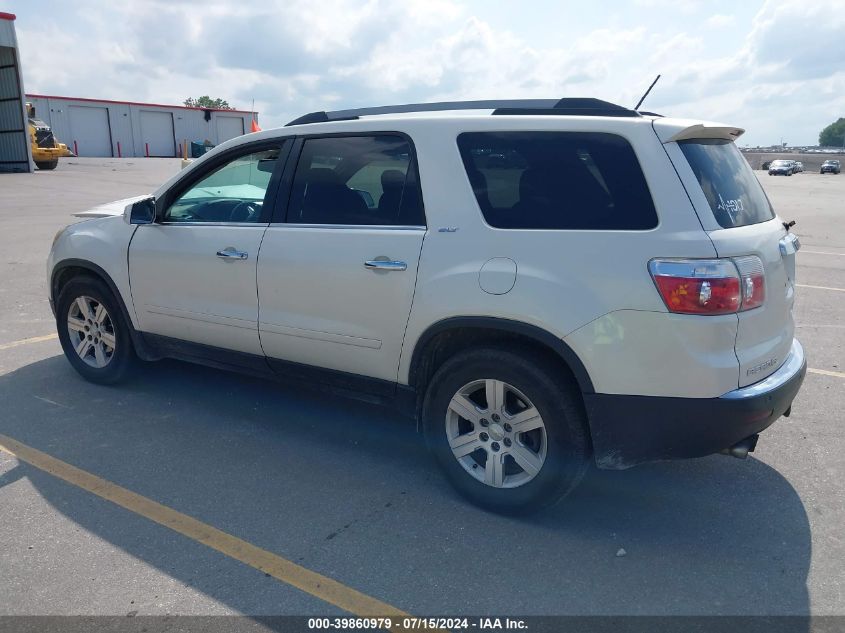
[634,74,661,111]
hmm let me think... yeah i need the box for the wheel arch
[51,259,158,361]
[407,317,595,397]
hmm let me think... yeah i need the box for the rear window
[457,132,658,230]
[678,139,774,228]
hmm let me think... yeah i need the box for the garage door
[216,116,244,143]
[140,110,175,157]
[69,106,112,157]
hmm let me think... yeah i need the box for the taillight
[733,255,766,310]
[648,259,740,315]
[649,257,766,315]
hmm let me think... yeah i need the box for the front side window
[678,139,775,228]
[287,135,424,226]
[164,147,282,223]
[457,131,658,230]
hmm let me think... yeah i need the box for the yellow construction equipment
[26,102,74,170]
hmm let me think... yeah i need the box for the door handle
[364,260,407,271]
[216,248,248,260]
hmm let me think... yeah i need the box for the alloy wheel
[66,296,116,368]
[445,379,547,488]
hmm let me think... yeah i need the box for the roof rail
[285,98,639,126]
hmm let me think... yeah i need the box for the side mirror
[128,197,157,224]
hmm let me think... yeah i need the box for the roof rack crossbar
[286,98,639,126]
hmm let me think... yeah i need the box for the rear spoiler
[653,119,745,143]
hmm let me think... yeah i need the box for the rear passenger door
[257,133,426,385]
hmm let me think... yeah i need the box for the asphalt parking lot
[0,159,843,621]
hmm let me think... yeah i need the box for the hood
[73,194,150,218]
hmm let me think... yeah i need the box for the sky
[6,0,845,147]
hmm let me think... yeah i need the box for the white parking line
[796,284,845,293]
[808,368,845,380]
[33,395,72,409]
[801,250,845,257]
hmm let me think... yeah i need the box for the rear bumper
[585,339,806,470]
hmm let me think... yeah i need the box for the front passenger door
[129,141,288,356]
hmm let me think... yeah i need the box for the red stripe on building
[25,93,255,115]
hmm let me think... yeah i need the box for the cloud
[11,0,845,145]
[632,0,704,13]
[704,14,734,29]
[625,1,845,144]
[745,1,845,81]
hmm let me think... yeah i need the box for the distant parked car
[761,160,772,170]
[820,159,841,174]
[794,161,803,173]
[768,160,794,176]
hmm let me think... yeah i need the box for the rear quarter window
[457,132,658,230]
[678,139,775,228]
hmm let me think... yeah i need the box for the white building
[25,94,257,158]
[0,11,32,173]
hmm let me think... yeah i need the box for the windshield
[678,139,775,228]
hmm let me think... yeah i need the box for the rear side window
[287,135,425,226]
[456,132,657,230]
[678,139,774,228]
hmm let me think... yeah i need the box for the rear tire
[35,160,58,170]
[56,276,136,384]
[422,347,590,514]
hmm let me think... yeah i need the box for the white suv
[47,98,806,513]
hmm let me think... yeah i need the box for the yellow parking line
[796,284,845,293]
[0,433,408,619]
[0,333,58,351]
[808,367,845,379]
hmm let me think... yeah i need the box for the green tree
[819,118,845,147]
[183,96,233,110]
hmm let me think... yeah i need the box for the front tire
[422,347,590,514]
[56,276,136,384]
[35,160,58,170]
